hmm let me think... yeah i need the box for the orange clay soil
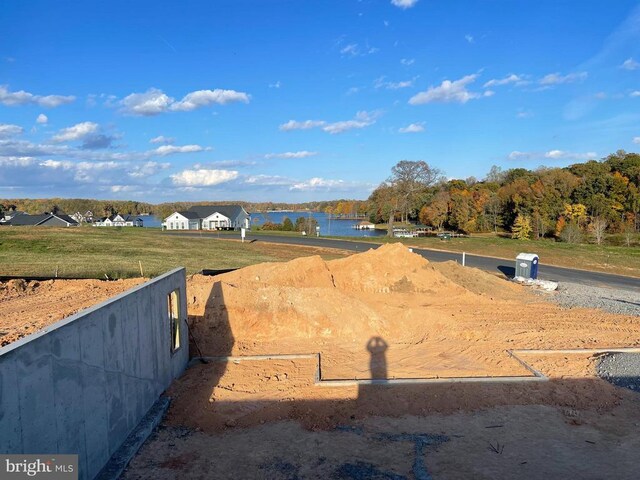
[169,243,640,432]
[0,277,144,347]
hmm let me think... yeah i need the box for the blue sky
[1,0,639,203]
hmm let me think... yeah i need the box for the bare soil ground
[122,243,640,479]
[0,277,143,346]
[4,243,640,478]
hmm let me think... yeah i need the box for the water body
[252,211,386,237]
[142,211,386,237]
[140,215,163,228]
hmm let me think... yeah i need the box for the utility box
[515,253,539,279]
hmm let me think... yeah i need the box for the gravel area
[537,281,640,317]
[597,353,640,392]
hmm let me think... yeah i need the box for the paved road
[168,231,640,291]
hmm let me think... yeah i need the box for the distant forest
[2,150,639,242]
[0,197,361,221]
[364,150,640,242]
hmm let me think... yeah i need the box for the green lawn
[0,227,348,279]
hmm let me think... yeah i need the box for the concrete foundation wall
[0,268,189,480]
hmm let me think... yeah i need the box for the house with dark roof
[1,210,26,223]
[3,212,79,227]
[163,205,250,231]
[93,214,143,227]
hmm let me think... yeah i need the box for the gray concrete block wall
[0,267,189,480]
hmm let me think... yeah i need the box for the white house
[163,205,250,231]
[94,214,143,227]
[163,211,201,230]
[202,211,230,230]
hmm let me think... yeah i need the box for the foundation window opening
[168,289,181,353]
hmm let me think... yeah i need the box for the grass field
[0,227,349,279]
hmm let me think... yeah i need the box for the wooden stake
[139,260,144,277]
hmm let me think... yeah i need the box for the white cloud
[465,34,474,44]
[128,161,171,178]
[409,74,483,105]
[391,0,418,9]
[39,159,122,182]
[264,151,318,159]
[375,76,415,89]
[323,111,379,134]
[539,72,588,85]
[508,150,596,161]
[633,137,640,144]
[120,88,174,116]
[0,85,75,108]
[269,81,282,89]
[508,151,531,161]
[399,122,425,133]
[110,185,136,193]
[0,124,24,138]
[170,89,250,111]
[340,44,360,56]
[323,120,370,134]
[631,91,640,97]
[152,144,208,156]
[52,122,99,142]
[0,156,34,167]
[339,42,378,57]
[245,174,293,186]
[290,177,347,191]
[171,168,239,186]
[149,135,175,144]
[400,58,415,66]
[120,87,250,116]
[280,112,379,134]
[621,57,640,70]
[483,74,527,88]
[279,120,327,131]
[36,114,48,124]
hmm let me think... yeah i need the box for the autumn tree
[588,217,608,245]
[511,214,532,240]
[419,192,449,230]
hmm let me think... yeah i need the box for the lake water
[142,211,385,237]
[252,211,386,237]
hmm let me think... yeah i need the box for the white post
[462,252,466,266]
[241,227,246,243]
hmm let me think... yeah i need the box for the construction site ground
[0,277,144,347]
[2,244,639,478]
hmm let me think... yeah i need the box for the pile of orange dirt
[0,277,144,347]
[173,243,640,432]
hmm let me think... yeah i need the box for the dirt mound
[187,243,480,357]
[432,260,523,297]
[329,243,462,294]
[215,255,336,289]
[187,276,391,356]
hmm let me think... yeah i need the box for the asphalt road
[168,231,640,292]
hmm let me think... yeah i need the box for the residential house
[163,211,201,230]
[93,214,143,227]
[4,212,79,227]
[163,205,250,231]
[1,210,26,224]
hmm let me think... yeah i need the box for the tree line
[366,150,640,242]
